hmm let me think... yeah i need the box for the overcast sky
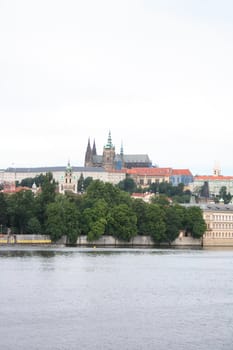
[1,0,233,175]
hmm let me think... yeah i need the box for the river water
[0,246,233,350]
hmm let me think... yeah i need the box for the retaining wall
[77,235,202,247]
[203,237,233,247]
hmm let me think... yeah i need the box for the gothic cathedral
[84,131,152,170]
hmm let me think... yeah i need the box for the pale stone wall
[0,234,202,247]
[190,178,233,196]
[0,234,52,244]
[202,204,233,247]
[171,236,202,246]
[76,235,201,247]
[2,169,126,187]
[203,237,233,247]
[0,170,4,183]
[3,233,231,248]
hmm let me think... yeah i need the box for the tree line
[0,173,206,244]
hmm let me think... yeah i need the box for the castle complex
[84,131,152,170]
[1,131,233,247]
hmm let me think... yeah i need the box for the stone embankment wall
[77,235,201,247]
[0,234,201,247]
[0,234,52,244]
[2,234,233,247]
[203,237,233,247]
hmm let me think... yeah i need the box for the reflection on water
[0,246,233,350]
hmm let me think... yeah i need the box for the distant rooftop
[171,169,193,176]
[5,166,105,173]
[127,167,172,176]
[195,175,233,181]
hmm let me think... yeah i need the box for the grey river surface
[1,247,233,350]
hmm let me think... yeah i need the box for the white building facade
[1,165,126,191]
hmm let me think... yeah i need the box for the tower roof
[104,131,114,149]
[85,137,92,163]
[92,139,97,156]
[66,160,72,173]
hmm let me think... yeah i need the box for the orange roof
[3,186,31,194]
[131,193,146,197]
[195,175,233,181]
[172,169,193,176]
[127,167,172,176]
[15,186,31,192]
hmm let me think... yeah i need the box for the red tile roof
[172,169,193,176]
[127,168,172,176]
[195,175,233,181]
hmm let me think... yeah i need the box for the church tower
[59,161,77,194]
[213,163,221,177]
[84,138,93,167]
[102,131,115,171]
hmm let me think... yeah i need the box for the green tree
[218,186,232,204]
[151,194,170,206]
[35,172,57,232]
[132,199,148,235]
[26,217,42,234]
[87,218,107,242]
[46,195,80,243]
[85,180,132,207]
[81,199,108,241]
[108,204,137,241]
[40,172,57,203]
[132,199,166,242]
[117,177,137,193]
[6,190,36,233]
[145,204,166,243]
[164,205,183,244]
[184,206,207,238]
[0,193,8,231]
[18,173,53,188]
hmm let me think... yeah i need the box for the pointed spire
[66,159,72,173]
[85,137,92,164]
[92,139,97,156]
[120,141,124,157]
[105,130,114,149]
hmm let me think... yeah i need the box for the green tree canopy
[6,190,36,233]
[184,206,207,238]
[81,198,108,241]
[163,205,183,244]
[0,193,8,230]
[108,204,137,241]
[117,177,137,194]
[46,195,80,243]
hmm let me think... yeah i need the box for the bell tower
[102,131,115,171]
[59,161,77,194]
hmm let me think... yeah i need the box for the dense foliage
[0,174,207,243]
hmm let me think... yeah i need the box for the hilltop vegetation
[0,173,206,244]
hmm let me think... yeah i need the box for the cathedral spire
[67,159,71,169]
[85,137,92,166]
[105,130,114,149]
[120,141,124,157]
[92,139,97,156]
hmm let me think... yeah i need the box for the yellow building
[202,203,233,246]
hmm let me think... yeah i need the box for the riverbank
[1,233,233,247]
[0,234,201,247]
